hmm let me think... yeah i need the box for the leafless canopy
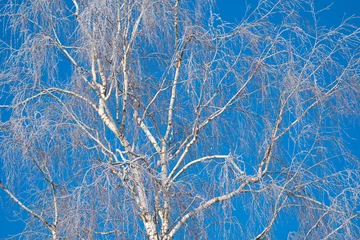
[1,0,360,239]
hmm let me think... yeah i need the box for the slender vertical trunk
[143,213,159,240]
[51,229,58,240]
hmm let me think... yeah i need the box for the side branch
[0,181,55,234]
[168,176,260,238]
[133,105,161,154]
[275,75,343,141]
[170,155,229,183]
[0,88,98,111]
[168,65,260,181]
[163,0,183,145]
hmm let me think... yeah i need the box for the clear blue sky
[0,0,359,238]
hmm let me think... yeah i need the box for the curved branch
[169,155,229,184]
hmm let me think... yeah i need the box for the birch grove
[1,0,360,239]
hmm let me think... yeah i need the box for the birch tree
[1,0,360,239]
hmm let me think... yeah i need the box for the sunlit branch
[27,152,59,231]
[169,155,229,183]
[0,181,56,237]
[275,73,344,141]
[253,196,288,240]
[46,91,117,161]
[133,104,161,154]
[321,214,359,240]
[0,88,98,111]
[52,30,95,90]
[71,0,79,18]
[168,176,261,238]
[169,65,261,180]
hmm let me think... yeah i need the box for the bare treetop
[1,0,360,239]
